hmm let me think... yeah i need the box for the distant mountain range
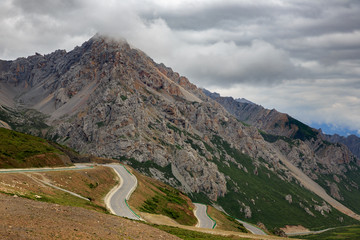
[202,89,360,160]
[1,34,360,231]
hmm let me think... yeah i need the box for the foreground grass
[297,225,360,240]
[129,168,197,226]
[152,225,250,240]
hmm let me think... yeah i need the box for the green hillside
[198,134,358,231]
[0,128,72,168]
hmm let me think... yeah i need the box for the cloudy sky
[1,0,360,136]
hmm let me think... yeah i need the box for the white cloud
[210,79,360,134]
[0,0,359,136]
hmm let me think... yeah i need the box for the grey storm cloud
[1,0,359,86]
[1,0,360,134]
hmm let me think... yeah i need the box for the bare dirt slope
[0,193,180,240]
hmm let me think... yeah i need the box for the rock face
[323,133,360,159]
[0,35,227,200]
[204,89,360,219]
[202,89,317,140]
[1,35,360,229]
[204,90,359,172]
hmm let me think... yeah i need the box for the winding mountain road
[194,203,216,229]
[104,164,140,220]
[236,219,267,235]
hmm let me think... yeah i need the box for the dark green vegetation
[286,115,318,141]
[259,130,298,146]
[207,135,357,230]
[223,215,248,233]
[190,192,212,205]
[151,225,248,240]
[96,121,105,128]
[297,225,360,240]
[0,128,71,168]
[140,186,190,222]
[130,169,197,226]
[0,106,49,136]
[123,156,180,186]
[120,95,127,101]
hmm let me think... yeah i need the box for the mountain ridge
[1,34,359,230]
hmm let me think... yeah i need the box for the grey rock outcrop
[2,35,360,228]
[323,133,360,159]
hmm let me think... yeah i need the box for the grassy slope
[207,206,248,233]
[39,166,117,207]
[0,128,72,168]
[209,135,358,230]
[129,168,197,226]
[297,225,360,240]
[140,123,358,230]
[0,166,117,213]
[315,164,360,215]
[260,127,360,221]
[153,225,249,240]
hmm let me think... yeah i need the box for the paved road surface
[104,164,140,220]
[0,164,92,173]
[194,203,215,229]
[236,219,267,235]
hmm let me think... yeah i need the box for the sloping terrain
[0,193,180,240]
[204,90,360,222]
[129,168,198,226]
[298,225,360,240]
[0,105,49,136]
[1,35,359,231]
[0,166,116,213]
[323,133,360,159]
[0,127,72,168]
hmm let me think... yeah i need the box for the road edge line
[103,165,124,215]
[121,164,142,220]
[205,205,217,229]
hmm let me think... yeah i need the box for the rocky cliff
[323,133,360,159]
[1,35,360,230]
[204,90,360,219]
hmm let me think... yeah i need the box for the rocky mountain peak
[84,34,130,55]
[1,36,360,229]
